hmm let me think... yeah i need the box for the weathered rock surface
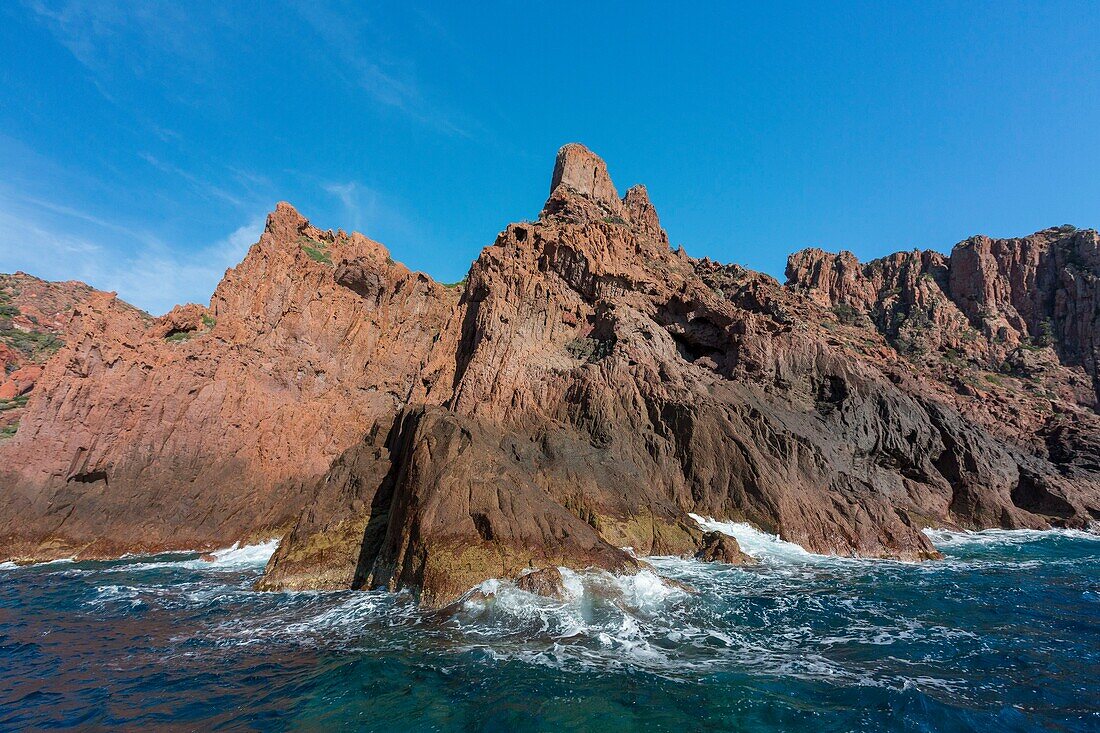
[695,531,755,565]
[0,273,102,435]
[0,204,459,560]
[3,144,1100,607]
[515,567,569,600]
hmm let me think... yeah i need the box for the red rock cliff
[3,146,1099,608]
[0,204,459,560]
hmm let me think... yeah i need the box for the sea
[1,519,1098,732]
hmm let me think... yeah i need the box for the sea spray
[1,529,1096,730]
[688,512,816,561]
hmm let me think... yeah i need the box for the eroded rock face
[787,227,1100,443]
[0,203,459,560]
[0,273,102,435]
[3,145,1100,608]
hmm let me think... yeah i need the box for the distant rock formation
[0,273,102,437]
[2,145,1098,607]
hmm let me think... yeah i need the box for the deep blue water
[1,523,1098,732]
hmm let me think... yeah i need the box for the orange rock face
[0,273,100,435]
[0,203,458,560]
[2,145,1099,607]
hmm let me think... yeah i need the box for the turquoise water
[1,524,1098,732]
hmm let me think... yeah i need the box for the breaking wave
[922,526,1100,548]
[688,512,817,561]
[0,539,279,576]
[2,528,1097,730]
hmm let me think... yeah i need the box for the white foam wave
[85,583,146,610]
[688,513,815,562]
[453,566,689,649]
[208,538,281,568]
[441,556,980,687]
[923,527,1100,548]
[0,556,76,571]
[1,540,279,575]
[98,538,281,574]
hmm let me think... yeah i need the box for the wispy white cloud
[27,0,476,137]
[138,152,246,208]
[288,2,474,137]
[0,194,263,315]
[322,181,374,233]
[23,0,194,71]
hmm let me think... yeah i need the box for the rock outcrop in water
[2,145,1099,606]
[695,532,755,565]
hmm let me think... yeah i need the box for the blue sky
[1,1,1098,314]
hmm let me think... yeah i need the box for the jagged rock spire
[550,143,622,211]
[544,144,669,245]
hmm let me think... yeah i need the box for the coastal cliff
[2,145,1098,606]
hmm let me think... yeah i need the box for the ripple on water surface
[1,526,1098,732]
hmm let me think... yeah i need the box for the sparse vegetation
[1032,319,1055,348]
[0,395,29,411]
[0,304,19,318]
[601,216,627,226]
[301,244,332,265]
[298,236,333,265]
[941,348,969,368]
[165,331,194,343]
[832,303,865,326]
[1,329,64,359]
[0,422,17,439]
[565,336,616,363]
[201,313,216,329]
[442,278,467,289]
[905,307,933,330]
[892,337,923,357]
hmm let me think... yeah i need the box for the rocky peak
[264,201,312,242]
[785,248,866,307]
[544,143,627,222]
[550,143,620,205]
[623,184,668,244]
[539,145,671,264]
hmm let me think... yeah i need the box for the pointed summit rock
[623,184,668,244]
[549,143,623,212]
[263,201,311,241]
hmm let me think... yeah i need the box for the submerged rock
[515,567,568,600]
[695,532,756,565]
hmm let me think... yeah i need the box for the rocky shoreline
[2,144,1098,606]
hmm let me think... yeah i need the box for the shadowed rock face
[3,144,1100,607]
